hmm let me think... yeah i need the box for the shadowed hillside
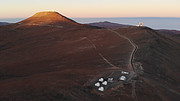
[158,29,180,43]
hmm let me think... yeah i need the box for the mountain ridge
[0,22,10,26]
[88,21,132,29]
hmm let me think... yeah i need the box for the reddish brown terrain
[0,11,179,101]
[158,29,180,43]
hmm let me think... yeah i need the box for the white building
[108,78,114,82]
[119,76,126,81]
[102,81,108,85]
[136,22,143,27]
[121,71,129,75]
[98,87,104,92]
[99,78,104,82]
[95,82,100,87]
[139,22,143,26]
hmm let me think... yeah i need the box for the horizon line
[1,17,180,19]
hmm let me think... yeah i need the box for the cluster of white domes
[94,77,110,92]
[94,71,129,92]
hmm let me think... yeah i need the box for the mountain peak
[19,11,79,26]
[32,11,60,17]
[32,11,67,18]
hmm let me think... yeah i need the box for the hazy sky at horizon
[0,0,180,18]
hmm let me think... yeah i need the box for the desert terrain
[0,11,179,101]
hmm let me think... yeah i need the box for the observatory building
[136,22,143,27]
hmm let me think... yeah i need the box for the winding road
[108,29,138,72]
[31,25,140,100]
[108,29,139,101]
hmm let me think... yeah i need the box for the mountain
[18,11,80,27]
[0,22,10,26]
[88,21,132,28]
[0,11,179,101]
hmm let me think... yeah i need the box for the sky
[0,0,180,18]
